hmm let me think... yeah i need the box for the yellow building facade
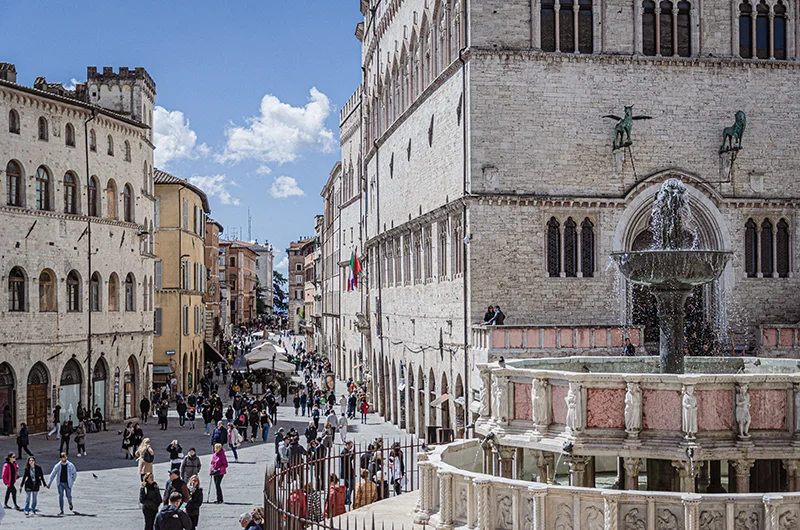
[153,170,210,395]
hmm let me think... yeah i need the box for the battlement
[87,66,156,94]
[0,62,16,83]
[339,85,362,124]
[32,76,80,99]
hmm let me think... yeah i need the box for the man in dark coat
[155,491,192,529]
[140,397,151,423]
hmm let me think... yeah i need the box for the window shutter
[154,197,160,228]
[154,307,162,335]
[154,261,163,289]
[183,199,188,229]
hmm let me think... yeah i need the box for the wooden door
[26,384,47,433]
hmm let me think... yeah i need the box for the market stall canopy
[249,359,297,373]
[204,341,226,363]
[246,343,286,361]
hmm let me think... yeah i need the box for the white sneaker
[77,454,81,457]
[83,452,87,456]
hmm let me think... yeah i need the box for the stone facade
[0,64,156,429]
[251,241,274,317]
[287,238,314,334]
[220,241,257,327]
[317,1,800,442]
[320,163,342,364]
[204,219,224,351]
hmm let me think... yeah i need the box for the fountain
[610,178,732,373]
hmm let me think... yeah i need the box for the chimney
[0,63,17,83]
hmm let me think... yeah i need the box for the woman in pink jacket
[2,453,20,510]
[209,443,228,504]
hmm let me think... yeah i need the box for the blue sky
[3,1,363,272]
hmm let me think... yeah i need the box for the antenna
[248,208,252,242]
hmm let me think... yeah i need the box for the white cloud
[63,78,80,91]
[256,165,272,175]
[276,256,289,270]
[188,174,240,206]
[218,87,335,166]
[153,106,209,168]
[269,176,305,199]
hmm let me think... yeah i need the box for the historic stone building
[287,237,315,334]
[220,240,257,327]
[0,63,156,430]
[204,218,224,355]
[320,163,342,367]
[251,241,274,318]
[319,1,800,441]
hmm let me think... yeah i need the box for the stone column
[763,494,784,530]
[782,460,799,491]
[682,494,701,530]
[415,459,434,524]
[545,453,556,484]
[602,491,621,530]
[474,478,492,530]
[483,444,494,476]
[568,455,590,487]
[498,446,516,479]
[515,447,525,480]
[554,2,562,54]
[623,457,641,491]
[731,459,755,494]
[707,460,726,493]
[672,460,699,493]
[438,470,453,530]
[529,484,547,530]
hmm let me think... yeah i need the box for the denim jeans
[262,424,270,442]
[23,490,38,514]
[205,422,212,435]
[230,445,238,461]
[57,482,72,512]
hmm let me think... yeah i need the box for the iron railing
[264,438,421,530]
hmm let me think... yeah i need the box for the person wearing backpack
[136,438,155,481]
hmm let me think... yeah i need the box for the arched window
[542,0,593,53]
[559,0,575,53]
[659,1,674,56]
[123,184,133,222]
[106,180,117,220]
[124,140,131,162]
[38,269,56,312]
[63,172,77,214]
[741,1,786,59]
[35,166,51,211]
[643,1,657,55]
[744,218,757,277]
[8,267,25,312]
[645,1,691,57]
[107,135,114,156]
[761,218,774,277]
[564,217,578,277]
[89,129,96,152]
[774,1,787,60]
[108,273,119,311]
[65,123,75,147]
[740,1,754,57]
[438,221,448,278]
[676,1,692,57]
[67,270,81,312]
[125,273,135,311]
[8,110,19,134]
[89,272,101,312]
[581,217,595,277]
[547,217,561,277]
[578,0,593,53]
[38,117,48,141]
[6,160,22,207]
[756,1,770,59]
[88,176,99,217]
[777,218,790,277]
[143,275,149,312]
[541,0,557,51]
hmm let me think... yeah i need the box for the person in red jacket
[2,453,20,510]
[323,473,346,519]
[359,400,369,425]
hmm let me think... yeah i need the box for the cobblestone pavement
[0,336,413,528]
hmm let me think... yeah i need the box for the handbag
[210,469,221,476]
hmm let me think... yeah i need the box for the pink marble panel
[763,328,778,347]
[543,329,557,348]
[551,384,568,425]
[611,329,624,348]
[780,328,794,347]
[513,383,532,420]
[594,329,608,348]
[527,329,541,348]
[629,328,642,344]
[509,329,523,349]
[642,389,682,431]
[577,328,591,348]
[586,388,625,429]
[491,329,507,349]
[750,389,787,430]
[560,329,574,348]
[696,390,732,431]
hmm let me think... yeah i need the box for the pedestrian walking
[184,474,203,529]
[140,397,151,423]
[139,472,161,530]
[293,394,300,416]
[46,452,77,515]
[166,440,183,472]
[338,394,347,416]
[389,442,405,495]
[186,407,196,430]
[19,456,46,516]
[58,420,73,455]
[339,441,355,505]
[337,412,348,443]
[352,468,377,509]
[227,423,242,462]
[260,410,272,442]
[209,443,228,503]
[211,421,226,449]
[158,401,169,430]
[359,399,369,424]
[74,421,87,457]
[2,453,20,510]
[122,422,134,459]
[163,469,190,504]
[176,399,187,427]
[16,422,32,458]
[179,448,201,484]
[323,473,346,518]
[136,438,155,481]
[46,406,61,440]
[155,491,192,529]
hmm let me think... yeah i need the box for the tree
[255,280,267,315]
[273,270,288,313]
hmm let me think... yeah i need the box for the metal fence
[264,438,421,530]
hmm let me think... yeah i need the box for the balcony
[471,324,643,361]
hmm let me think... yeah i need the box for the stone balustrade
[475,357,800,462]
[472,325,644,360]
[418,439,800,530]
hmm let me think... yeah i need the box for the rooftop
[154,169,211,213]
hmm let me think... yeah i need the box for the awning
[204,341,226,363]
[252,331,264,338]
[249,359,297,373]
[153,365,174,375]
[430,393,450,408]
[246,343,285,361]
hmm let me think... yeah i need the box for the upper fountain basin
[610,249,733,289]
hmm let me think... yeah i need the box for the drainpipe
[84,108,97,414]
[458,0,470,436]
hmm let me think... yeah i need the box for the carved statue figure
[794,384,800,432]
[682,385,698,437]
[565,382,582,431]
[585,506,604,530]
[479,372,490,417]
[532,378,548,425]
[779,510,796,530]
[493,376,507,422]
[735,383,751,438]
[720,111,746,154]
[658,510,680,530]
[624,382,642,432]
[699,511,724,530]
[623,508,646,530]
[734,511,759,530]
[497,494,513,529]
[603,106,652,150]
